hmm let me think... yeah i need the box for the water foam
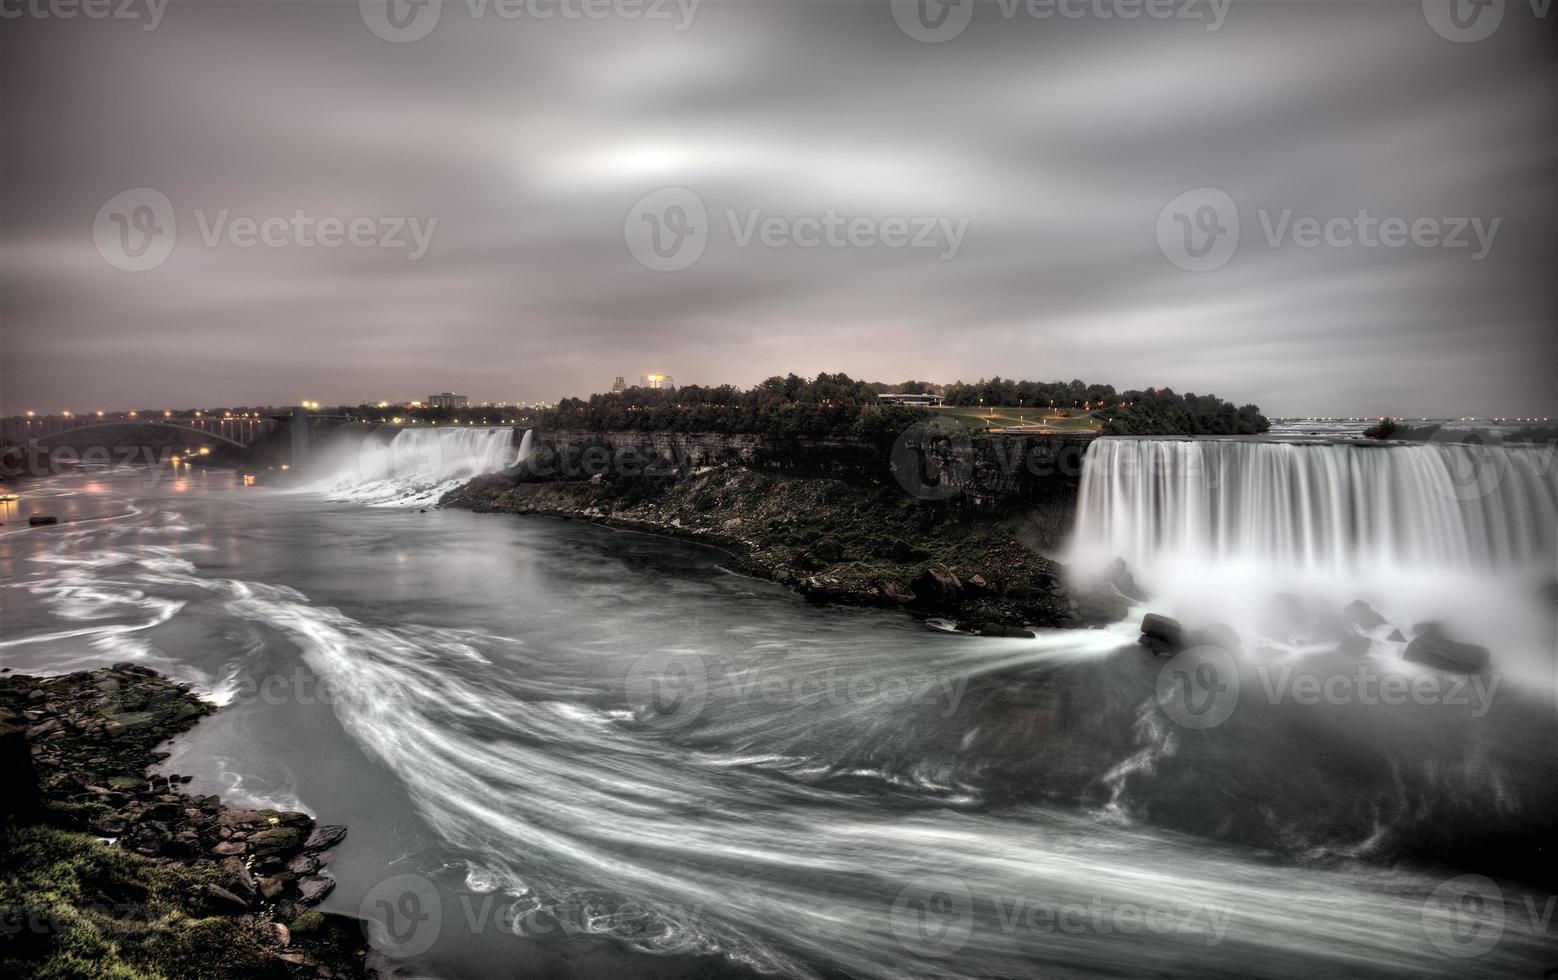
[302,426,525,506]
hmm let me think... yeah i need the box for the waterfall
[303,426,520,506]
[1074,437,1558,573]
[1071,437,1558,679]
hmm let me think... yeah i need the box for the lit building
[611,376,626,393]
[639,374,674,390]
[428,392,468,409]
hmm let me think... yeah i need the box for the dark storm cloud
[1,0,1553,416]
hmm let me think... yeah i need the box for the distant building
[428,392,468,409]
[639,374,675,390]
[878,392,943,406]
[611,376,626,393]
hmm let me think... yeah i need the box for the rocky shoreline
[443,465,1132,631]
[0,663,373,979]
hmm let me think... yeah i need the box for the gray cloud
[2,0,1553,416]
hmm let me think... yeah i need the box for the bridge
[0,414,282,449]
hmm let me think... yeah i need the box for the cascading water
[1073,437,1557,572]
[1070,435,1558,680]
[302,426,529,506]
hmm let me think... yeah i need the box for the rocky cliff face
[446,428,1121,630]
[517,428,1094,542]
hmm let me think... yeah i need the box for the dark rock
[219,808,268,828]
[1067,570,1134,626]
[1102,558,1147,601]
[297,876,336,905]
[1387,629,1406,642]
[289,910,325,934]
[144,800,183,821]
[206,884,251,913]
[979,624,1035,639]
[287,853,321,876]
[304,824,347,851]
[222,858,258,899]
[877,579,917,606]
[1343,600,1387,629]
[1138,613,1184,656]
[25,718,62,739]
[1404,628,1490,673]
[89,814,128,836]
[28,515,59,526]
[911,566,962,605]
[252,834,304,869]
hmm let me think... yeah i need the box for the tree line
[526,373,1267,438]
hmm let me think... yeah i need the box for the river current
[1,442,1554,979]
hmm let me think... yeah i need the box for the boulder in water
[1138,613,1183,656]
[28,515,58,526]
[1343,600,1387,629]
[1403,626,1490,673]
[1387,629,1406,643]
[1101,558,1147,602]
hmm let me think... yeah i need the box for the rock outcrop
[0,665,370,979]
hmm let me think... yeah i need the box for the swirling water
[1,456,1554,979]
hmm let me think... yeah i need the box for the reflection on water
[1,467,1554,979]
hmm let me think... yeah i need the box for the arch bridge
[0,415,281,449]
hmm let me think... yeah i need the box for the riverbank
[0,664,371,979]
[443,464,1133,631]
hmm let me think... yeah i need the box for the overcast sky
[1,0,1553,417]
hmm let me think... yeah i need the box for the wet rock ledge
[0,663,372,979]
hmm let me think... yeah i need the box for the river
[1,437,1554,979]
